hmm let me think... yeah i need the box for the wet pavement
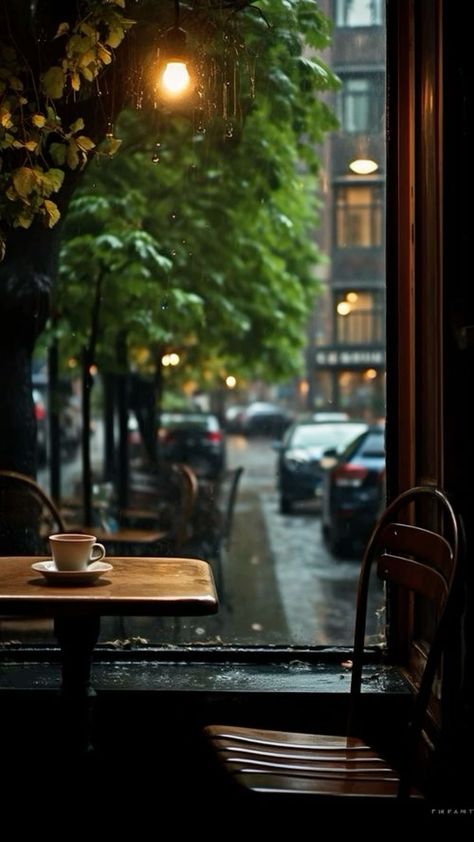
[112,435,384,648]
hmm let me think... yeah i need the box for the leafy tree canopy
[31,0,339,388]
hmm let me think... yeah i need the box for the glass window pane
[0,1,386,652]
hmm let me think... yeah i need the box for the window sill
[0,648,409,696]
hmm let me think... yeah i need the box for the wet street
[129,434,385,648]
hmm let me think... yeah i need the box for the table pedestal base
[54,614,100,755]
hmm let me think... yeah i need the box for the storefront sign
[315,347,385,368]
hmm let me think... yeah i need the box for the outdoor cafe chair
[0,469,66,638]
[203,486,463,808]
[0,468,65,556]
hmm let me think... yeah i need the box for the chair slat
[377,552,449,603]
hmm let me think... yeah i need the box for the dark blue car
[321,424,386,557]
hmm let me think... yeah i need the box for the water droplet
[171,250,176,257]
[171,213,177,220]
[160,299,168,310]
[151,154,160,164]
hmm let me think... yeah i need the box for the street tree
[0,0,338,487]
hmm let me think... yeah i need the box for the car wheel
[323,524,346,558]
[279,496,293,515]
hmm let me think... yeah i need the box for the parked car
[224,404,247,433]
[33,384,81,464]
[321,424,386,557]
[275,419,368,514]
[158,412,226,480]
[240,402,292,437]
[33,389,48,465]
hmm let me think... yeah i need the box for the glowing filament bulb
[162,61,190,95]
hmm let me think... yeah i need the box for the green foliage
[0,1,134,256]
[45,0,339,387]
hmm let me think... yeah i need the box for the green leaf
[41,66,65,99]
[50,143,67,166]
[41,168,65,196]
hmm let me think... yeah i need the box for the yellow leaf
[79,49,96,69]
[69,118,85,133]
[24,140,38,152]
[66,141,80,170]
[41,66,65,99]
[76,135,96,152]
[101,136,122,157]
[43,199,61,228]
[105,28,125,49]
[54,22,70,39]
[70,71,81,91]
[98,45,112,65]
[12,166,38,199]
[32,114,46,128]
[15,210,34,229]
[80,66,94,82]
[0,107,13,128]
[9,76,23,91]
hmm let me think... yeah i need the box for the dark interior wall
[442,0,474,776]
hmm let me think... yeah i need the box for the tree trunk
[0,226,57,554]
[0,227,56,476]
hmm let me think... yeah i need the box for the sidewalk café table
[0,555,218,754]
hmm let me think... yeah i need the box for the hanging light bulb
[161,60,190,96]
[156,2,193,100]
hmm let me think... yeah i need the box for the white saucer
[31,560,113,586]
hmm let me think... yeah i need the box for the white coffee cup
[49,533,106,572]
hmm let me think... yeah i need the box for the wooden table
[0,556,218,753]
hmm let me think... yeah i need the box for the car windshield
[289,422,367,448]
[357,431,385,458]
[160,413,216,430]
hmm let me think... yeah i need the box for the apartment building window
[335,0,384,27]
[336,184,384,247]
[337,75,384,133]
[335,290,384,343]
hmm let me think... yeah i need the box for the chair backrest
[170,462,199,551]
[0,469,66,555]
[219,466,244,551]
[348,485,462,796]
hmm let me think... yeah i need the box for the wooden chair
[0,468,65,555]
[204,486,462,804]
[0,469,66,639]
[66,463,199,557]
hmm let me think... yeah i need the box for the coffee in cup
[49,533,106,572]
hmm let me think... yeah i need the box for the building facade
[310,0,386,421]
